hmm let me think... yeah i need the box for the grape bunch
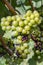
[1,10,42,58]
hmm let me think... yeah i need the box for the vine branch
[2,0,17,15]
[0,35,13,56]
[29,0,35,11]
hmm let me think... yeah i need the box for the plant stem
[2,0,17,15]
[29,0,35,11]
[0,35,13,56]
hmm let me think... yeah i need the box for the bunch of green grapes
[13,35,29,58]
[1,10,41,58]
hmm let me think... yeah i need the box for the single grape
[24,20,28,25]
[26,10,32,16]
[23,43,28,48]
[6,16,12,22]
[34,17,39,23]
[22,29,27,34]
[17,36,22,40]
[24,49,29,54]
[5,21,9,26]
[12,21,18,26]
[30,19,35,25]
[25,25,30,31]
[19,21,24,27]
[1,17,6,22]
[2,26,6,31]
[20,46,25,51]
[12,16,16,21]
[11,26,16,30]
[6,26,11,30]
[16,27,23,32]
[1,21,5,26]
[30,14,35,19]
[26,17,30,22]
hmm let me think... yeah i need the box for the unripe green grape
[22,29,27,34]
[28,22,32,26]
[17,39,22,44]
[5,21,9,26]
[16,27,23,32]
[17,36,22,40]
[20,46,25,51]
[23,43,28,48]
[24,49,29,54]
[16,46,20,50]
[18,49,22,54]
[19,21,24,27]
[26,17,30,22]
[6,26,11,30]
[24,20,28,25]
[33,11,39,17]
[12,21,18,26]
[6,16,12,22]
[30,14,35,19]
[1,21,5,26]
[11,31,18,36]
[12,16,16,21]
[26,10,32,16]
[34,17,39,23]
[30,19,35,25]
[2,26,6,31]
[1,17,6,22]
[27,31,30,34]
[25,25,30,31]
[37,19,41,24]
[21,53,26,58]
[16,15,21,22]
[11,26,16,30]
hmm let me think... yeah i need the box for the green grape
[26,10,32,16]
[1,21,5,26]
[18,49,22,54]
[2,26,6,31]
[11,26,16,30]
[23,43,28,48]
[26,17,30,21]
[4,21,9,26]
[17,36,22,40]
[21,53,26,58]
[16,27,23,32]
[12,21,18,26]
[1,17,6,22]
[12,16,16,21]
[20,46,25,51]
[33,11,39,17]
[30,19,35,25]
[17,39,22,44]
[25,25,30,31]
[16,15,21,22]
[34,17,39,23]
[24,49,29,54]
[6,26,11,30]
[16,46,20,50]
[30,14,35,19]
[22,29,27,34]
[6,16,12,22]
[28,22,32,26]
[24,20,28,25]
[19,21,24,27]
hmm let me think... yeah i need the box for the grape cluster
[1,10,41,58]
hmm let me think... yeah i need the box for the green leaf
[28,39,35,49]
[3,30,12,39]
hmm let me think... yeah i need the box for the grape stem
[2,0,17,15]
[29,0,35,11]
[0,35,13,56]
